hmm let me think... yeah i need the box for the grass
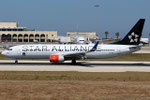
[1,80,150,100]
[0,71,150,81]
[85,53,150,61]
[0,72,150,100]
[1,53,150,61]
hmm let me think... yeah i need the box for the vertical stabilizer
[113,19,145,45]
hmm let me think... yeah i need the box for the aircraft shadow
[0,62,150,67]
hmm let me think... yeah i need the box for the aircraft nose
[1,51,7,56]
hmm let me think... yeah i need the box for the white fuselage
[2,44,140,60]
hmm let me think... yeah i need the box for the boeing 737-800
[1,19,145,64]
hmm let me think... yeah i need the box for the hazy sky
[0,0,149,38]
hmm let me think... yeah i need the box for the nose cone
[1,51,7,56]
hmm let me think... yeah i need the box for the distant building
[66,32,99,40]
[54,36,72,43]
[0,22,57,42]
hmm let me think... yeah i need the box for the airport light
[94,4,100,36]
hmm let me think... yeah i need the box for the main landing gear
[72,59,76,64]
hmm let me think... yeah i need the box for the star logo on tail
[128,32,139,43]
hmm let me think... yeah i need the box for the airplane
[140,38,150,44]
[1,19,145,64]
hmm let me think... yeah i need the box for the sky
[0,0,149,38]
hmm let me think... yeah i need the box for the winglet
[90,41,99,52]
[92,40,95,44]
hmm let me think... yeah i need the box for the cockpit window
[8,48,12,51]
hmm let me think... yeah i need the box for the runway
[0,60,150,72]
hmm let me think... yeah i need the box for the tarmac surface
[0,60,150,72]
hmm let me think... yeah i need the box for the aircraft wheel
[72,59,76,64]
[15,60,18,64]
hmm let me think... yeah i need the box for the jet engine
[49,55,64,63]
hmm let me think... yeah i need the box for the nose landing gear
[15,60,18,64]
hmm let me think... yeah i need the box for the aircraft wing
[63,41,99,59]
[64,52,86,59]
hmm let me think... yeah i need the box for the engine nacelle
[50,55,64,63]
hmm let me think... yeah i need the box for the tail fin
[113,19,145,45]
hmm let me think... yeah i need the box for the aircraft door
[17,48,21,55]
[117,48,121,54]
